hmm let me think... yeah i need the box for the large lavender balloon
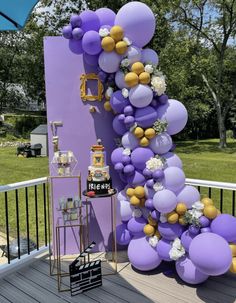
[82,31,102,55]
[127,217,147,236]
[128,236,162,271]
[110,90,130,113]
[163,167,185,193]
[99,51,121,73]
[115,71,128,89]
[119,200,134,222]
[127,170,146,187]
[134,106,157,128]
[162,152,183,169]
[126,46,142,65]
[156,99,188,135]
[115,2,156,47]
[181,230,197,252]
[80,10,101,32]
[211,214,236,242]
[158,222,184,241]
[69,39,83,54]
[149,132,172,155]
[141,48,159,65]
[95,8,116,26]
[112,116,126,135]
[177,185,200,209]
[131,147,154,170]
[122,132,139,150]
[111,147,125,165]
[153,189,177,213]
[156,239,172,262]
[129,84,153,108]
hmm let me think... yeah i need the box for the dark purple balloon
[118,114,125,121]
[201,227,212,233]
[123,164,135,176]
[134,106,157,128]
[114,162,124,172]
[70,14,82,28]
[188,225,200,235]
[124,116,135,127]
[151,99,158,107]
[80,10,100,32]
[152,169,164,181]
[151,210,160,221]
[199,216,210,228]
[146,179,154,188]
[143,168,153,179]
[211,214,236,242]
[95,8,116,26]
[170,143,176,152]
[111,147,124,165]
[69,39,84,54]
[84,53,99,66]
[97,70,107,82]
[82,30,102,55]
[72,27,84,40]
[131,147,154,170]
[124,105,134,116]
[158,222,184,241]
[62,25,73,39]
[116,223,132,246]
[127,217,147,236]
[108,73,115,82]
[156,239,172,262]
[127,170,146,187]
[157,94,168,104]
[145,199,154,210]
[122,155,131,165]
[112,116,126,135]
[110,91,130,114]
[181,230,196,252]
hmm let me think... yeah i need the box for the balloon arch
[62,2,236,285]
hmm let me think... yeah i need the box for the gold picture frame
[80,73,104,101]
[92,153,104,168]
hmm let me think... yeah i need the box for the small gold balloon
[143,224,155,237]
[126,188,135,197]
[230,257,236,273]
[201,197,214,206]
[101,36,115,52]
[144,128,156,139]
[140,137,149,147]
[139,72,151,84]
[104,101,112,111]
[131,62,145,75]
[130,195,141,206]
[134,186,145,199]
[179,215,187,226]
[167,211,179,224]
[176,203,187,215]
[133,127,144,138]
[229,243,236,257]
[203,205,218,219]
[148,215,157,227]
[124,72,139,88]
[115,41,127,55]
[110,25,124,42]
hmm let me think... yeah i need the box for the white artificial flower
[169,247,185,261]
[151,76,166,96]
[99,28,109,37]
[188,209,203,219]
[145,64,154,74]
[192,201,204,210]
[153,182,164,192]
[106,87,113,98]
[146,157,164,172]
[172,238,182,250]
[121,58,130,67]
[122,88,129,98]
[122,148,131,156]
[160,213,167,223]
[132,208,142,218]
[149,236,159,248]
[123,37,132,46]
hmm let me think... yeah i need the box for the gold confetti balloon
[139,72,151,84]
[134,186,145,198]
[144,128,156,139]
[203,205,218,219]
[131,62,144,75]
[176,203,187,215]
[115,41,127,55]
[133,127,144,138]
[124,72,139,87]
[110,25,124,41]
[143,224,155,237]
[101,36,115,52]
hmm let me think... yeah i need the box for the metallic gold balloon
[126,188,135,197]
[140,137,149,147]
[230,257,236,273]
[124,72,139,87]
[104,101,112,111]
[201,197,214,206]
[144,128,156,139]
[203,205,218,219]
[131,62,144,75]
[143,224,155,237]
[176,202,187,215]
[148,215,157,227]
[140,198,146,207]
[167,211,179,224]
[134,186,145,199]
[139,72,151,84]
[179,215,187,226]
[101,36,115,52]
[155,230,161,239]
[110,25,124,42]
[229,243,236,257]
[115,41,128,55]
[130,195,141,206]
[133,127,144,138]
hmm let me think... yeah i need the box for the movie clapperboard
[69,241,102,296]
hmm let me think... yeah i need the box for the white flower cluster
[151,76,166,96]
[146,157,164,171]
[99,27,110,37]
[122,88,129,98]
[132,208,142,218]
[144,64,154,74]
[149,235,159,248]
[121,58,130,67]
[153,182,164,192]
[187,201,204,220]
[159,213,167,223]
[169,238,185,261]
[123,37,132,46]
[122,148,131,156]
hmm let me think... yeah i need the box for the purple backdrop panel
[44,36,123,253]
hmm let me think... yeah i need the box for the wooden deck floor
[0,252,236,303]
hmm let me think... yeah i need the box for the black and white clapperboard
[69,241,102,296]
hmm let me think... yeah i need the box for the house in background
[30,124,48,156]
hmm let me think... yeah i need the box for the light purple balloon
[177,185,200,209]
[189,225,200,235]
[95,8,116,26]
[189,233,232,276]
[129,84,153,108]
[201,227,211,233]
[126,45,142,64]
[80,10,100,32]
[112,116,126,135]
[116,223,132,246]
[144,184,155,198]
[127,217,147,236]
[111,147,125,165]
[211,214,236,242]
[176,256,209,285]
[124,105,134,116]
[134,106,158,128]
[110,90,130,113]
[69,39,83,54]
[162,152,183,169]
[163,167,185,193]
[119,200,134,222]
[72,27,84,40]
[124,116,135,127]
[141,48,159,65]
[151,210,160,221]
[144,199,154,210]
[156,99,188,135]
[114,162,124,172]
[158,222,184,241]
[122,132,139,150]
[131,147,154,170]
[181,230,197,252]
[115,71,128,89]
[117,189,127,201]
[115,2,156,47]
[121,155,131,165]
[153,189,177,213]
[82,30,102,55]
[146,179,154,188]
[127,170,146,187]
[199,216,211,228]
[128,236,162,271]
[62,25,73,39]
[123,164,135,176]
[149,132,172,155]
[83,53,99,66]
[70,14,82,28]
[98,51,121,73]
[156,239,172,261]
